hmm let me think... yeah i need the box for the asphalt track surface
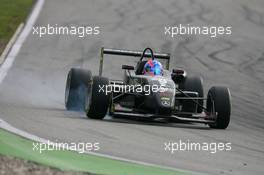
[0,0,264,174]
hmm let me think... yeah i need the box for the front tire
[65,68,92,111]
[207,86,231,129]
[179,76,204,113]
[86,76,110,119]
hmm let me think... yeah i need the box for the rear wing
[99,47,170,76]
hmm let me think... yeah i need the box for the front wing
[111,105,216,124]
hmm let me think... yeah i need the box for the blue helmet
[143,60,163,76]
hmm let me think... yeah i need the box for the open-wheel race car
[65,47,231,129]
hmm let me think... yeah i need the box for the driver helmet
[143,60,163,76]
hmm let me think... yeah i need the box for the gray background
[0,0,264,174]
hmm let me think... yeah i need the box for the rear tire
[207,86,231,129]
[179,76,204,113]
[86,76,110,119]
[65,68,92,111]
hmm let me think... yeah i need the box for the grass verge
[0,0,34,54]
[0,128,192,175]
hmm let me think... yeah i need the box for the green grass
[0,0,33,54]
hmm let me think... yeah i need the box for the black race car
[65,47,231,129]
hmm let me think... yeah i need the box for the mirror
[122,65,134,70]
